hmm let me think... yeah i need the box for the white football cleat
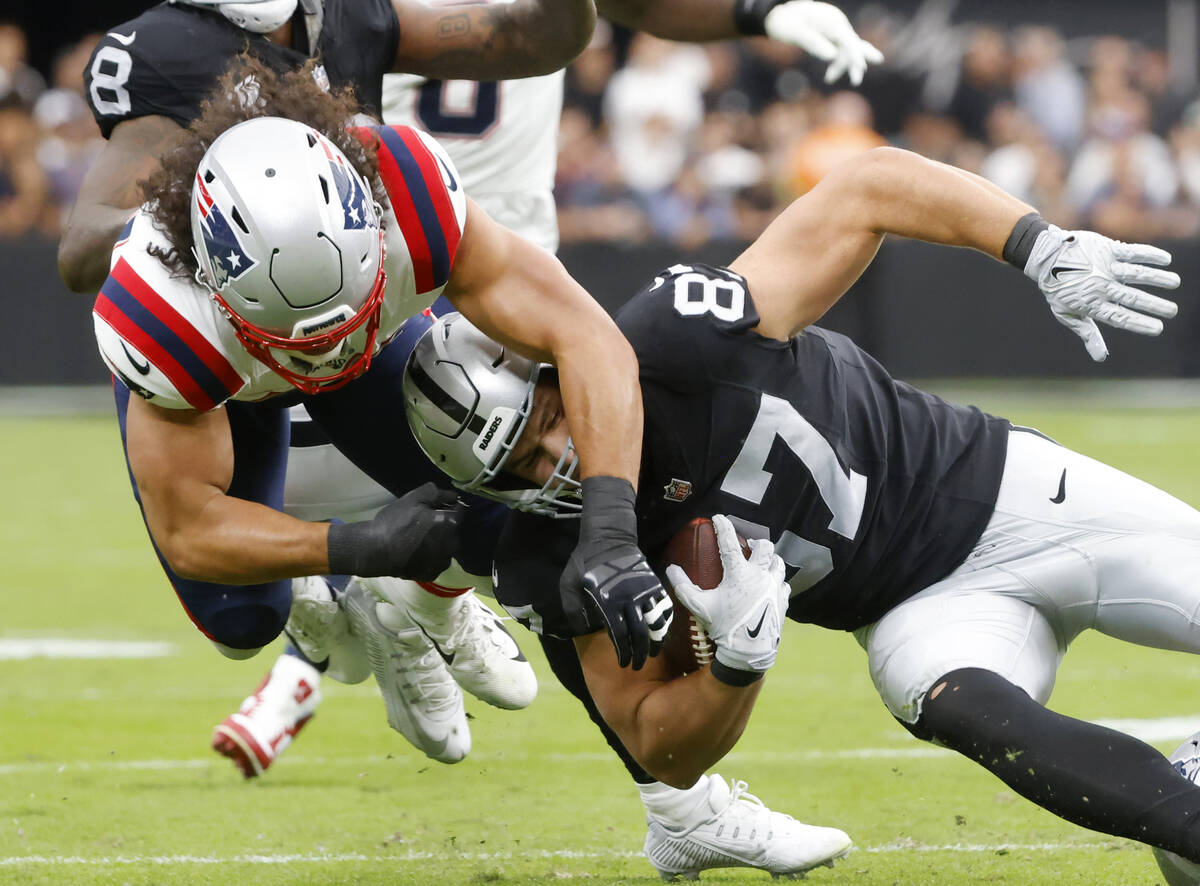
[284,575,369,684]
[360,578,537,710]
[342,580,470,764]
[643,775,853,881]
[212,653,321,778]
[1153,730,1200,885]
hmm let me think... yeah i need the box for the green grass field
[4,391,1200,885]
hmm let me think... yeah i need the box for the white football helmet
[191,116,386,394]
[403,313,582,518]
[174,0,300,34]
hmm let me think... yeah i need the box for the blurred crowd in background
[4,8,1200,248]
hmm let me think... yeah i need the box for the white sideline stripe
[0,842,1121,866]
[5,714,1197,776]
[0,748,955,777]
[0,639,174,660]
[1096,715,1199,743]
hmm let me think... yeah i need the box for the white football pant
[858,427,1200,724]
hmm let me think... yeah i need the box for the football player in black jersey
[401,144,1200,874]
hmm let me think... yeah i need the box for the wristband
[579,475,639,542]
[1003,212,1050,271]
[710,658,765,687]
[327,520,370,577]
[733,0,786,36]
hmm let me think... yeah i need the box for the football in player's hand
[655,517,751,677]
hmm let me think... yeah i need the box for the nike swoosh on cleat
[746,608,769,639]
[414,622,456,666]
[1050,468,1067,504]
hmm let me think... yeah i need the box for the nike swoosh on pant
[1050,468,1067,504]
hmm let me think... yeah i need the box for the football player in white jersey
[94,57,667,767]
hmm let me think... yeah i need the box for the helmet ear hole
[229,206,250,234]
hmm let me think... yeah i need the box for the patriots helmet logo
[320,136,375,231]
[194,173,257,288]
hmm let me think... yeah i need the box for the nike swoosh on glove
[1024,225,1180,362]
[665,515,790,675]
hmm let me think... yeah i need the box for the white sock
[638,776,711,825]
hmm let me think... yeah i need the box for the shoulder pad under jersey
[366,124,468,296]
[92,210,247,411]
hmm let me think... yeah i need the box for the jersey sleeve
[92,213,247,411]
[616,263,766,394]
[368,124,468,295]
[84,21,212,138]
[492,512,604,639]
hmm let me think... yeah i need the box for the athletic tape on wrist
[1003,212,1050,271]
[710,658,765,686]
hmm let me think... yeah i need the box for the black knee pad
[206,604,288,651]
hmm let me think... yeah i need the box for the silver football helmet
[191,116,386,394]
[403,313,582,518]
[174,0,300,33]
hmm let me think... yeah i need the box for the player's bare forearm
[597,0,740,40]
[392,0,596,79]
[737,147,1035,338]
[576,632,763,787]
[125,397,330,584]
[446,202,643,486]
[849,148,1033,256]
[58,115,181,293]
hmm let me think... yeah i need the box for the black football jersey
[494,263,1011,637]
[85,1,399,138]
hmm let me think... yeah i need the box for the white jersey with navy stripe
[382,72,563,252]
[91,125,467,411]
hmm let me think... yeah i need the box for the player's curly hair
[141,55,387,274]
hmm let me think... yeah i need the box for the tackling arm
[57,115,182,294]
[391,0,596,80]
[444,199,642,487]
[124,396,331,584]
[575,630,764,788]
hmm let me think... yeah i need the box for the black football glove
[327,482,464,581]
[559,476,673,669]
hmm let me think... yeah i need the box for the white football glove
[763,1,884,86]
[1024,225,1180,362]
[664,515,791,675]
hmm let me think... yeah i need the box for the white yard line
[0,748,952,777]
[1,714,1194,777]
[0,842,1123,865]
[0,639,174,660]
